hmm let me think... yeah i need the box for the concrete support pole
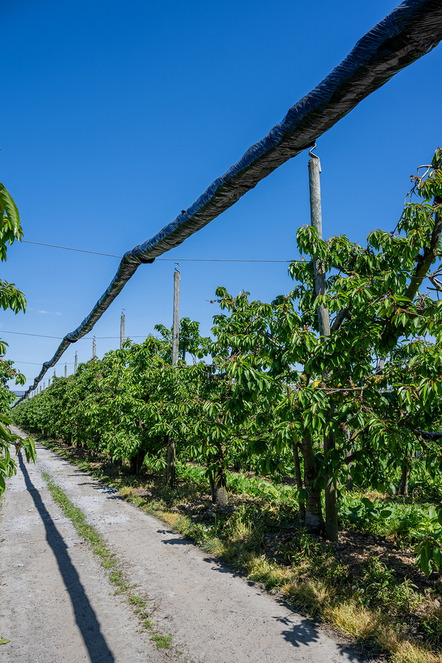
[64,363,68,378]
[120,311,126,349]
[74,352,78,373]
[92,337,96,358]
[308,148,337,542]
[308,152,330,337]
[172,269,180,366]
[166,268,180,488]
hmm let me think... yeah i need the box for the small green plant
[414,507,442,576]
[340,495,393,531]
[421,607,442,647]
[355,558,421,615]
[129,595,146,608]
[151,633,173,649]
[109,570,129,594]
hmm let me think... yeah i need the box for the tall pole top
[308,143,323,240]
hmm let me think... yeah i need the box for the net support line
[17,0,442,402]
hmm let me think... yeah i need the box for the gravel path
[0,431,369,663]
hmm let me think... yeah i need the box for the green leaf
[416,540,432,576]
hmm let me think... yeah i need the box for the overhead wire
[11,361,63,366]
[22,240,294,263]
[0,330,148,340]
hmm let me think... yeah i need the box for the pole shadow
[19,455,115,663]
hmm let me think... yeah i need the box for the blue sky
[2,0,442,389]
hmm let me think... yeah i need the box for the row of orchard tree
[12,150,442,544]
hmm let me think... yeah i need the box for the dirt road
[0,432,368,663]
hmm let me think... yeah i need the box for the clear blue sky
[2,0,442,389]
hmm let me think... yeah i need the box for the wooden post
[120,310,125,349]
[74,352,78,373]
[308,147,337,541]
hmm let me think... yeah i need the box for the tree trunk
[209,469,228,506]
[324,426,338,541]
[397,456,412,496]
[130,449,145,475]
[292,440,305,525]
[345,427,354,490]
[164,436,176,487]
[300,435,324,533]
[209,442,228,506]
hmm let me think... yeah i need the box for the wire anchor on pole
[308,142,318,159]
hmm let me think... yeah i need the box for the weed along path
[1,431,368,663]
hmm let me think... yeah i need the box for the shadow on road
[77,481,124,500]
[19,455,115,663]
[274,615,321,647]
